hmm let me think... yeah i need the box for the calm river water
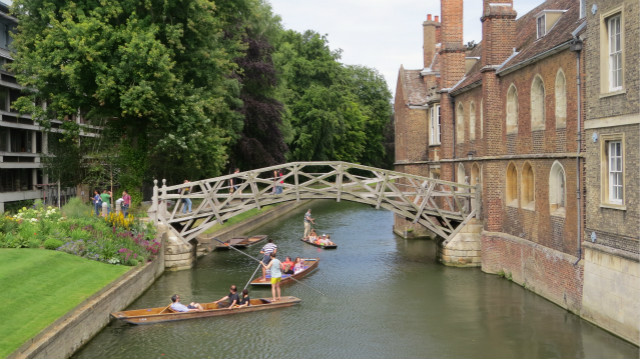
[72,200,638,359]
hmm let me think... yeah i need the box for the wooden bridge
[148,161,481,244]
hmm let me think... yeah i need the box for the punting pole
[243,263,262,291]
[211,237,326,296]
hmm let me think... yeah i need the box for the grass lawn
[202,205,275,234]
[0,249,131,358]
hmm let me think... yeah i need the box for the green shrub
[4,232,29,248]
[28,238,42,248]
[61,197,91,219]
[44,238,64,250]
[0,215,19,234]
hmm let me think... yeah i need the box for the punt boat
[250,258,319,286]
[301,236,337,249]
[110,296,301,325]
[215,235,268,250]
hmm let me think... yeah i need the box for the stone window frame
[521,161,535,210]
[549,161,566,217]
[457,163,467,185]
[506,84,518,134]
[429,104,441,145]
[600,133,626,209]
[506,162,518,207]
[555,69,567,129]
[537,14,546,39]
[599,7,625,95]
[469,101,476,141]
[456,101,465,143]
[531,75,546,131]
[470,163,481,187]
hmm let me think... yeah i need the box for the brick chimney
[435,16,441,44]
[423,14,441,68]
[440,0,466,88]
[481,0,517,67]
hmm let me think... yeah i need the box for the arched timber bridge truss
[149,162,481,244]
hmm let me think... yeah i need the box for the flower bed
[0,199,158,266]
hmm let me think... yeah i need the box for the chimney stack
[423,14,440,68]
[481,0,517,66]
[440,0,466,88]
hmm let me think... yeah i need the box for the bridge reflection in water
[72,201,637,359]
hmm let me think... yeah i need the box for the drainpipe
[570,36,583,265]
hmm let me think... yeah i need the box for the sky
[268,0,542,96]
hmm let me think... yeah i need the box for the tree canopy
[9,0,394,193]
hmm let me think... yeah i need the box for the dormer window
[535,10,567,39]
[537,15,546,38]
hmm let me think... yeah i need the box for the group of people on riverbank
[92,189,131,217]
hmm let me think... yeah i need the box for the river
[71,200,638,359]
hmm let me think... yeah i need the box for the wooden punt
[215,235,268,250]
[301,237,337,249]
[110,296,301,325]
[250,258,319,287]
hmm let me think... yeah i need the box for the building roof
[398,66,429,106]
[450,0,583,94]
[499,0,581,73]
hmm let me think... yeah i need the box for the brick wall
[584,124,640,245]
[482,231,584,313]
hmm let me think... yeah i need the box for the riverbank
[0,250,130,358]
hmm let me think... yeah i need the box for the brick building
[394,0,638,344]
[580,0,639,345]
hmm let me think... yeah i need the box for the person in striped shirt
[259,239,278,282]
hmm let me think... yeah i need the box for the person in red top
[281,256,294,275]
[122,190,132,217]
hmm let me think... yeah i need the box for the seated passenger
[308,229,318,242]
[281,256,294,275]
[214,285,239,308]
[170,294,203,312]
[293,257,305,274]
[235,289,251,308]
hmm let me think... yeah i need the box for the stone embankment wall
[8,231,166,359]
[581,243,639,346]
[481,231,584,314]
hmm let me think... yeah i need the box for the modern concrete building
[0,1,89,213]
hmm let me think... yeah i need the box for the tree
[229,0,288,170]
[343,65,393,168]
[273,30,393,166]
[9,0,244,186]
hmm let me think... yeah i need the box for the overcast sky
[268,0,542,96]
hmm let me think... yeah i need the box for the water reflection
[72,201,638,359]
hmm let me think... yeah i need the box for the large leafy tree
[229,1,288,170]
[9,0,244,187]
[343,65,393,168]
[273,30,393,166]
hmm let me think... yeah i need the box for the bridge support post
[159,225,197,271]
[437,218,483,267]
